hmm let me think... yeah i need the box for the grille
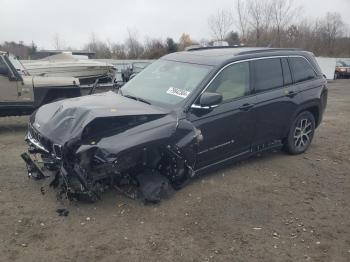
[28,124,53,153]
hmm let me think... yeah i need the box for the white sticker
[166,87,190,98]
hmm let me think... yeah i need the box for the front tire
[284,111,315,155]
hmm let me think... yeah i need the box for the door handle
[285,90,297,98]
[239,103,254,111]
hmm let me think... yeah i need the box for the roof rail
[186,45,245,52]
[237,48,302,55]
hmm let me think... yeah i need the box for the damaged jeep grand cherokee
[22,47,328,203]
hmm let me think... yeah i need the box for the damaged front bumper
[22,105,200,204]
[22,128,62,179]
[21,127,187,204]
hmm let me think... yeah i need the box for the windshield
[337,59,350,67]
[121,60,212,106]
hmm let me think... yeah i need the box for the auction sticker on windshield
[166,87,190,98]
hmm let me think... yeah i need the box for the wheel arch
[294,101,321,128]
[283,101,321,140]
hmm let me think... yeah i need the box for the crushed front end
[21,93,202,203]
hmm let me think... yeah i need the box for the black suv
[22,47,328,203]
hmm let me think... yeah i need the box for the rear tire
[284,111,315,155]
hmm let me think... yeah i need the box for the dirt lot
[0,80,350,262]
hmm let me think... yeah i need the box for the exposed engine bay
[22,92,203,203]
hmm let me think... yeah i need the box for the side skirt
[194,140,283,176]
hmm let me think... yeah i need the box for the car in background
[335,59,350,79]
[121,61,152,82]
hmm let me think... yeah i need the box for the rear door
[188,61,256,168]
[0,56,19,102]
[288,56,321,104]
[251,57,299,149]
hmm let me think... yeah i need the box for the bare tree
[85,33,98,52]
[1,41,32,59]
[247,0,272,45]
[143,37,167,59]
[234,0,249,41]
[52,33,65,50]
[208,9,233,41]
[84,33,111,58]
[125,29,144,58]
[322,12,344,54]
[110,43,127,59]
[271,0,301,47]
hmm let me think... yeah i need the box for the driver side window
[205,62,250,102]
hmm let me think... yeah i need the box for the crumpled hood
[31,91,169,144]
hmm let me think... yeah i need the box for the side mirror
[191,92,222,109]
[0,66,9,76]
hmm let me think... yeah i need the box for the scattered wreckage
[21,47,327,204]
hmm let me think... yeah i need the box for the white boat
[22,53,116,84]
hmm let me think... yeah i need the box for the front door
[0,56,19,102]
[188,61,256,168]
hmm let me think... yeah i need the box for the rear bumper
[336,71,350,77]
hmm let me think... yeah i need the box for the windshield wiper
[123,94,151,105]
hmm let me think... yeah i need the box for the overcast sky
[0,0,349,50]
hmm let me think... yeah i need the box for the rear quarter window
[289,57,316,83]
[252,58,283,93]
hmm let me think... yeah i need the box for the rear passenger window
[281,58,292,85]
[289,57,316,83]
[205,62,250,101]
[252,58,283,93]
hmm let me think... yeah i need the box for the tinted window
[252,58,283,92]
[289,57,316,83]
[281,58,292,85]
[205,62,250,101]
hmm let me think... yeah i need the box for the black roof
[163,47,304,66]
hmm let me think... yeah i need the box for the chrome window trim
[195,55,317,100]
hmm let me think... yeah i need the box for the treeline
[82,31,187,59]
[0,41,37,59]
[225,0,350,57]
[70,0,350,59]
[1,0,349,59]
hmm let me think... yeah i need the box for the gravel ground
[0,80,349,262]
